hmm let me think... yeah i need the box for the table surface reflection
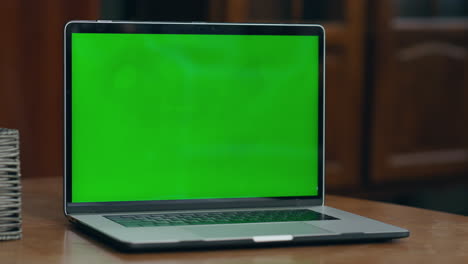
[1,177,467,263]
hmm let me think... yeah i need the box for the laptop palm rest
[182,223,332,240]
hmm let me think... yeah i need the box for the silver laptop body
[64,21,409,251]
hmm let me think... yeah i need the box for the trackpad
[183,223,332,239]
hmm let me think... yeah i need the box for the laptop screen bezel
[64,21,325,214]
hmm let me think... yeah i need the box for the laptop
[64,21,409,251]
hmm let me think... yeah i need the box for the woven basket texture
[0,128,22,241]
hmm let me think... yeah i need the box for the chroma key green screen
[71,33,320,203]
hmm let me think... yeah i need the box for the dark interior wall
[101,0,209,21]
[0,0,100,178]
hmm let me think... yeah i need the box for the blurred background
[1,0,467,215]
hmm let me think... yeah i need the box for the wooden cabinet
[211,0,468,189]
[370,0,468,184]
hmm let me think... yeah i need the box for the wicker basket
[0,128,21,240]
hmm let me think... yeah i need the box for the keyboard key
[105,209,338,228]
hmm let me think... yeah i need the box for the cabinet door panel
[371,28,468,182]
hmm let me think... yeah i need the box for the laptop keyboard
[105,209,338,227]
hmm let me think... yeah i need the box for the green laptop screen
[71,33,320,203]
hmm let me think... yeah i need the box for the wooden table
[1,177,467,263]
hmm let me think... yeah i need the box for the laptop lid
[64,21,325,214]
